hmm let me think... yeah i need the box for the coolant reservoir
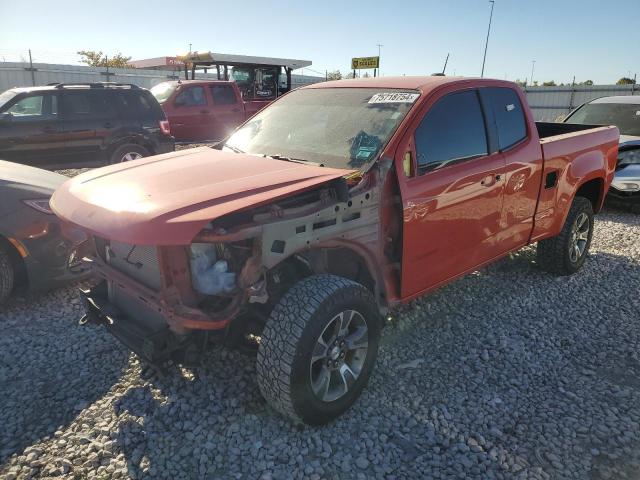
[189,244,236,295]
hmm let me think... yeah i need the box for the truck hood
[51,147,352,245]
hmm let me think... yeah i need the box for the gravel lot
[0,205,639,480]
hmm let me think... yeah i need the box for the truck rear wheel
[0,244,15,305]
[256,275,381,425]
[537,196,594,276]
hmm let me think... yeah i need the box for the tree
[326,70,342,81]
[344,71,356,79]
[514,79,527,87]
[77,50,132,68]
[542,80,556,86]
[578,80,593,86]
[617,77,636,85]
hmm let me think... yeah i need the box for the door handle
[481,174,502,186]
[231,108,241,112]
[41,126,56,133]
[200,110,210,114]
[103,122,114,129]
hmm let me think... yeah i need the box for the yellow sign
[351,56,380,70]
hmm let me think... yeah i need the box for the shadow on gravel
[89,248,640,479]
[0,287,129,463]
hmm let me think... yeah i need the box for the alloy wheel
[569,212,590,263]
[309,309,369,402]
[121,152,143,162]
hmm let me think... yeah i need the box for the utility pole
[189,43,192,54]
[28,49,36,86]
[530,60,536,86]
[442,53,449,75]
[480,0,495,78]
[376,43,383,76]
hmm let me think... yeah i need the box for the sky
[0,0,637,85]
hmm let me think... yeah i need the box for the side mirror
[0,112,13,123]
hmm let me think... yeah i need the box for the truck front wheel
[537,196,594,276]
[256,275,381,425]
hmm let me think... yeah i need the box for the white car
[564,95,640,206]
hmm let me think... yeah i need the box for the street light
[481,0,495,78]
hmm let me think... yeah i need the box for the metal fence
[0,61,324,92]
[524,84,639,121]
[2,62,638,122]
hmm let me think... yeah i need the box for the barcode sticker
[369,92,419,104]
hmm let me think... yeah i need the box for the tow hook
[79,288,114,326]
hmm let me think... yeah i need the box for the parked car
[0,83,174,169]
[51,77,619,424]
[0,160,91,304]
[150,80,270,143]
[564,95,640,205]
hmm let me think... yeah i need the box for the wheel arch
[267,241,387,311]
[575,176,605,213]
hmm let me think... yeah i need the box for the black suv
[0,83,174,168]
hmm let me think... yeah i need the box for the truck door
[170,85,212,141]
[479,86,544,252]
[397,88,506,299]
[207,84,245,141]
[0,92,66,167]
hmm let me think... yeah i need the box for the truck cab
[151,80,249,143]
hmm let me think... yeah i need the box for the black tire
[256,274,381,425]
[537,196,594,276]
[0,245,15,305]
[109,144,150,165]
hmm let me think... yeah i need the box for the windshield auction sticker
[369,92,419,104]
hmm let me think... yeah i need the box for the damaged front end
[70,161,401,368]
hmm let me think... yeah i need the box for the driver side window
[7,94,57,121]
[415,90,488,174]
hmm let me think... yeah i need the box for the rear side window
[62,92,117,120]
[210,85,237,105]
[175,86,207,107]
[415,90,488,174]
[114,91,161,119]
[484,87,527,150]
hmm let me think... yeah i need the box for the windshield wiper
[224,144,245,154]
[265,154,324,167]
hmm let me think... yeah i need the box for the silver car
[564,95,640,205]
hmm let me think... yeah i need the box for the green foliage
[542,80,556,86]
[326,70,342,81]
[616,77,636,85]
[77,50,132,68]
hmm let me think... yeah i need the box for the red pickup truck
[52,76,619,425]
[150,80,269,143]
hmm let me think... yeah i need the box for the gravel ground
[0,206,639,480]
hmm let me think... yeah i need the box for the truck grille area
[105,241,163,291]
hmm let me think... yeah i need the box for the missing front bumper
[79,282,201,368]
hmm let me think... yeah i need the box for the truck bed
[535,122,602,139]
[530,123,619,242]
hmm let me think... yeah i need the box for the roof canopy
[175,51,311,70]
